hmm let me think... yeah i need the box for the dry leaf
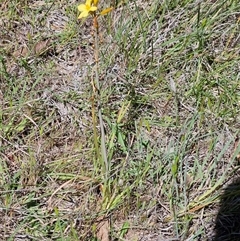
[34,39,50,55]
[96,217,110,241]
[13,46,29,58]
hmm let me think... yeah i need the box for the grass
[0,0,240,240]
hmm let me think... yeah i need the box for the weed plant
[0,0,239,240]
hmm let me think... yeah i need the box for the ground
[0,0,240,240]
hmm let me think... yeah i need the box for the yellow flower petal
[93,0,99,6]
[85,0,92,6]
[78,11,89,19]
[78,4,87,11]
[100,7,113,15]
[89,6,97,11]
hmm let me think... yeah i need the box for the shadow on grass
[213,178,240,241]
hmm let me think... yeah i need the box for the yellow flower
[78,0,97,19]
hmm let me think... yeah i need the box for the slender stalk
[92,15,109,178]
[91,95,100,167]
